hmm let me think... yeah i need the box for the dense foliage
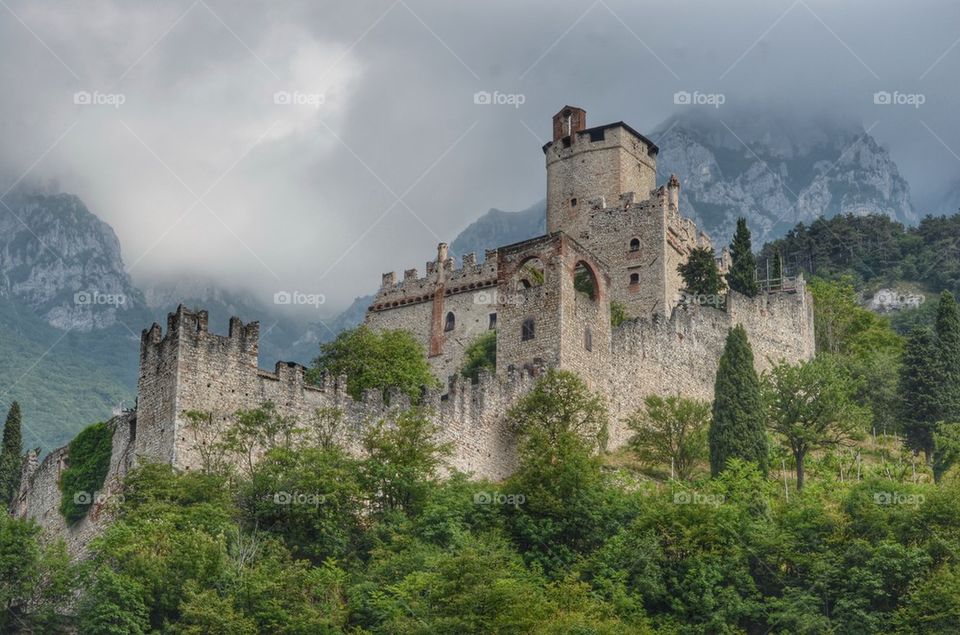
[710,325,768,476]
[0,402,22,507]
[310,325,439,402]
[6,367,960,632]
[678,246,724,297]
[759,213,960,299]
[59,421,114,524]
[727,217,759,297]
[460,330,497,382]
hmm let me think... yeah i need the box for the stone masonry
[13,106,814,555]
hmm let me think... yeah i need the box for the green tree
[899,327,940,461]
[505,371,619,575]
[933,424,960,484]
[626,395,709,480]
[460,330,496,382]
[361,408,449,517]
[506,368,608,451]
[726,217,759,297]
[220,402,301,474]
[77,569,150,635]
[934,291,960,423]
[0,515,79,632]
[762,355,869,489]
[809,277,904,436]
[678,246,724,298]
[59,421,113,524]
[710,325,768,476]
[238,445,365,563]
[0,402,22,507]
[311,325,439,403]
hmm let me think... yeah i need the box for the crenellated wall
[367,246,500,381]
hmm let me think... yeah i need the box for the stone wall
[13,413,136,558]
[367,247,499,382]
[605,281,815,447]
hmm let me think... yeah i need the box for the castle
[13,106,815,554]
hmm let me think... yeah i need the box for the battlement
[370,248,499,312]
[140,304,259,359]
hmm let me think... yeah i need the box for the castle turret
[543,106,659,240]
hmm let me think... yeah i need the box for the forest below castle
[3,214,960,633]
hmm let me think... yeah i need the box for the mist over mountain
[653,109,917,247]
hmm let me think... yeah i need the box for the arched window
[444,311,455,332]
[521,318,535,341]
[584,328,593,351]
[629,238,640,252]
[516,257,545,290]
[630,272,640,285]
[573,261,598,301]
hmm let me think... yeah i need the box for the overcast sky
[1,0,958,315]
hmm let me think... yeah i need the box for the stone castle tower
[13,106,815,555]
[367,106,725,382]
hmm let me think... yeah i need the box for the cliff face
[653,110,917,246]
[0,188,148,332]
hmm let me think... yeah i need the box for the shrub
[59,422,113,524]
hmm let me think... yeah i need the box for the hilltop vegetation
[759,213,960,314]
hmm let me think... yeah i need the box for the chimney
[552,106,586,144]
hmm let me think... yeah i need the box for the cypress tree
[934,291,960,423]
[727,217,759,297]
[899,327,939,462]
[710,325,768,476]
[678,246,723,298]
[0,401,23,506]
[770,250,783,290]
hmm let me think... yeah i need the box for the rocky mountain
[450,201,545,261]
[0,187,150,332]
[653,109,917,246]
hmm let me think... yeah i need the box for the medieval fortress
[14,106,814,552]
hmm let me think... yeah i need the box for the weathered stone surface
[14,106,815,557]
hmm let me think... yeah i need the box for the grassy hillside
[0,296,137,452]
